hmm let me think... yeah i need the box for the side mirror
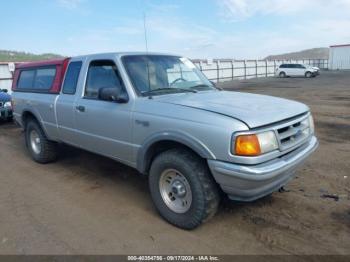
[98,87,128,103]
[1,89,8,93]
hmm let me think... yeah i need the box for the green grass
[0,50,64,62]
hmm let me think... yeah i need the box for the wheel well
[22,111,38,129]
[143,140,204,174]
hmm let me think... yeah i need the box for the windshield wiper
[190,84,223,91]
[142,87,197,96]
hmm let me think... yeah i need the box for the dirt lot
[0,71,349,255]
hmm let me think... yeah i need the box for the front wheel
[305,71,313,78]
[149,149,220,230]
[25,120,58,164]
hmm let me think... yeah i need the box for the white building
[0,62,15,93]
[329,44,350,70]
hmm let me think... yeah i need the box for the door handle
[76,105,85,112]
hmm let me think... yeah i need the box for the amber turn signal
[235,135,261,156]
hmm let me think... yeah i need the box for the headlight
[4,101,12,108]
[301,114,315,135]
[234,131,278,156]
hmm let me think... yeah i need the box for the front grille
[275,115,310,151]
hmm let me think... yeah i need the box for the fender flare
[136,131,216,174]
[21,109,50,139]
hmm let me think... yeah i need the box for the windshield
[122,55,216,96]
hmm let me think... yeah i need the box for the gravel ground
[0,70,349,255]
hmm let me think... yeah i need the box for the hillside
[0,50,63,62]
[265,47,329,60]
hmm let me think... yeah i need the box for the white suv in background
[276,64,320,78]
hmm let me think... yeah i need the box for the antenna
[143,12,149,52]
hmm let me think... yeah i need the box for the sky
[1,0,350,59]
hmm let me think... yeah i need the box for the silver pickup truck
[12,53,318,229]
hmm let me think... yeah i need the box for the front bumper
[0,108,13,120]
[208,136,318,201]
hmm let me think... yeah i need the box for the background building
[329,44,350,70]
[0,62,14,93]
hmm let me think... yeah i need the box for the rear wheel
[279,72,286,78]
[149,149,220,230]
[25,120,58,163]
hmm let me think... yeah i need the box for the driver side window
[85,60,125,99]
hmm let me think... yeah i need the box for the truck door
[56,59,83,145]
[73,58,134,165]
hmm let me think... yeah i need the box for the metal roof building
[329,44,350,70]
[0,62,15,93]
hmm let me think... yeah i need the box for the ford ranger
[12,53,318,229]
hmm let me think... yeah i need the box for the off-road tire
[25,120,58,164]
[149,148,220,230]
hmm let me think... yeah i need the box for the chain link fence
[192,59,328,82]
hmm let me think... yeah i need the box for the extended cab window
[85,60,124,99]
[17,67,56,91]
[62,61,82,94]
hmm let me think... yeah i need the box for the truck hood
[0,92,11,102]
[156,91,309,128]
